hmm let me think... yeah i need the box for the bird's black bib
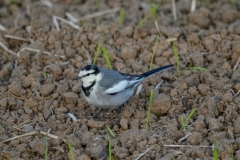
[81,81,96,97]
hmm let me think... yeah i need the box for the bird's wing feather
[126,76,144,88]
[105,80,128,94]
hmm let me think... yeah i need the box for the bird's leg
[115,105,125,125]
[93,109,102,120]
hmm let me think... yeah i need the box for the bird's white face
[78,65,102,87]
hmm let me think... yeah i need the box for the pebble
[120,118,128,130]
[87,119,104,128]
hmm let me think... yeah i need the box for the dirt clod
[87,119,104,128]
[29,140,47,156]
[151,93,171,115]
[63,92,78,105]
[8,81,22,97]
[120,47,137,60]
[187,132,202,145]
[120,118,128,130]
[39,84,55,96]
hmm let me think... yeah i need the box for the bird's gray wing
[98,68,144,95]
[98,68,129,95]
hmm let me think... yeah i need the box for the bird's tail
[140,64,174,78]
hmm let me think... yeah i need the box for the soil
[1,0,240,159]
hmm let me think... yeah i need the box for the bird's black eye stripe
[82,73,92,78]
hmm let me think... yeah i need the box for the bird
[73,64,174,122]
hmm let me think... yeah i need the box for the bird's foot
[92,110,102,120]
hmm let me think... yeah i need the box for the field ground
[0,0,240,159]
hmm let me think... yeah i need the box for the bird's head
[73,65,101,87]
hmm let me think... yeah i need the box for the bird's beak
[72,76,81,80]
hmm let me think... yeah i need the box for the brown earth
[1,0,240,159]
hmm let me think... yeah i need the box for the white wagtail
[73,64,173,122]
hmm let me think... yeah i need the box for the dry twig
[172,0,177,20]
[79,7,120,20]
[164,144,212,148]
[0,24,6,31]
[1,130,58,143]
[234,57,240,71]
[0,41,17,56]
[178,133,192,142]
[191,0,196,12]
[8,91,29,101]
[4,35,29,41]
[135,146,154,160]
[53,15,80,31]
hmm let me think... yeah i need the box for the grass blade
[146,90,154,129]
[118,8,125,25]
[180,116,185,131]
[205,0,210,5]
[102,48,112,70]
[180,67,209,76]
[44,135,48,160]
[149,0,161,19]
[231,145,234,160]
[172,42,180,78]
[68,143,75,160]
[137,15,149,27]
[107,126,115,137]
[150,35,159,70]
[213,143,218,160]
[108,135,115,160]
[180,108,196,131]
[93,36,102,65]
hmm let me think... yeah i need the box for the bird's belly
[82,88,134,109]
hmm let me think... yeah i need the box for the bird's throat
[81,80,96,97]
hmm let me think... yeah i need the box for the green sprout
[95,0,99,6]
[150,35,159,70]
[118,8,125,25]
[231,145,234,160]
[43,72,47,79]
[180,67,209,76]
[231,0,236,6]
[205,0,210,5]
[138,16,149,27]
[233,69,236,75]
[107,126,115,137]
[172,42,209,78]
[93,36,103,65]
[10,0,16,5]
[146,90,154,129]
[197,0,201,5]
[102,48,112,70]
[180,108,196,131]
[213,143,218,160]
[138,0,161,27]
[79,19,84,26]
[172,41,180,78]
[108,135,115,160]
[68,143,75,160]
[44,135,49,160]
[76,0,81,4]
